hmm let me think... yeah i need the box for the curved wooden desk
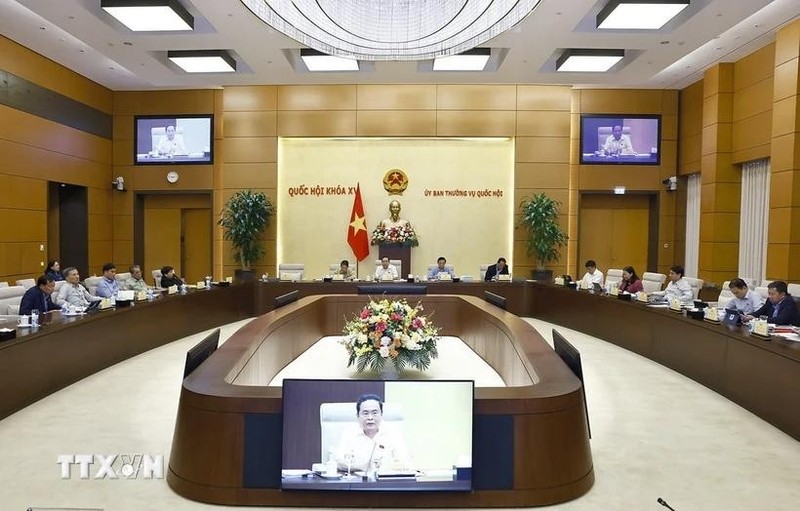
[168,294,594,507]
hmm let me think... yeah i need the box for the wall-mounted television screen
[580,114,661,165]
[280,378,474,492]
[134,114,213,165]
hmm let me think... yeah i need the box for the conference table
[1,279,799,504]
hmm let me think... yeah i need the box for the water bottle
[31,309,39,327]
[146,287,154,301]
[205,276,211,289]
[61,302,69,316]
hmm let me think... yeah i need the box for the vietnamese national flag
[347,184,370,261]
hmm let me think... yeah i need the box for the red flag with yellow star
[347,184,369,261]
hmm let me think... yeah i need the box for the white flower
[380,336,391,346]
[357,333,368,344]
[379,346,390,358]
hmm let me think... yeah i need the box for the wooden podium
[378,244,411,278]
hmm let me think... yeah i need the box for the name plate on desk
[636,291,648,302]
[669,298,683,311]
[136,290,147,301]
[168,285,178,295]
[497,274,511,282]
[381,273,394,281]
[753,319,770,337]
[554,277,565,286]
[704,307,720,322]
[280,273,295,281]
[99,298,113,310]
[579,280,589,290]
[609,286,619,296]
[438,273,452,281]
[196,281,205,288]
[225,276,233,283]
[332,274,344,281]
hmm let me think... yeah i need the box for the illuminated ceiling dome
[240,0,541,61]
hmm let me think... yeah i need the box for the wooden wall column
[767,20,800,281]
[699,63,739,283]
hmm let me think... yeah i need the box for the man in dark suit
[743,280,799,326]
[19,275,58,316]
[484,257,509,282]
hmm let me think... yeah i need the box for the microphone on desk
[657,497,676,511]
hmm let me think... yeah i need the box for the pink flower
[360,308,370,319]
[375,321,387,332]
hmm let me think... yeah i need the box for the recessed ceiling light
[597,0,689,30]
[556,49,624,72]
[433,48,491,71]
[300,49,359,72]
[101,0,194,32]
[168,50,236,73]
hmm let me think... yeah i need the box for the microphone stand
[657,497,676,511]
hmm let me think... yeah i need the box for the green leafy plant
[218,190,275,270]
[518,193,568,270]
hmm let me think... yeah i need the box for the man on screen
[154,125,188,156]
[335,394,411,472]
[602,125,635,156]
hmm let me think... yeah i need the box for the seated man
[335,394,411,473]
[727,278,765,315]
[19,275,59,316]
[580,260,604,287]
[95,262,119,298]
[55,267,101,307]
[154,125,187,156]
[743,281,799,325]
[484,257,509,282]
[374,257,398,280]
[661,265,694,302]
[427,256,456,280]
[160,265,184,288]
[336,260,355,280]
[124,265,148,293]
[602,125,635,156]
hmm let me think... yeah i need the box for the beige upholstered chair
[641,272,666,294]
[788,283,800,297]
[0,282,9,288]
[54,281,66,293]
[605,269,623,288]
[115,272,131,283]
[15,278,35,290]
[754,286,769,301]
[278,263,305,281]
[84,276,104,296]
[319,402,404,462]
[374,259,402,277]
[0,286,25,315]
[716,281,734,309]
[684,277,704,300]
[151,269,163,288]
[479,264,492,281]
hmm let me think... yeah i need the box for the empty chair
[328,263,340,274]
[788,283,800,297]
[0,282,8,288]
[278,263,305,281]
[683,277,705,300]
[15,278,35,290]
[0,286,26,315]
[479,264,492,281]
[84,276,104,296]
[151,269,163,288]
[642,272,667,294]
[605,269,623,287]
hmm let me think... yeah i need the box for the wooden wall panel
[0,35,112,113]
[276,111,356,136]
[223,86,277,111]
[356,111,436,136]
[436,85,516,110]
[517,86,572,111]
[223,111,277,138]
[133,167,214,190]
[221,163,277,189]
[516,111,571,137]
[436,111,516,136]
[223,138,277,163]
[277,85,356,110]
[357,85,436,110]
[514,163,570,189]
[114,90,217,115]
[516,137,570,163]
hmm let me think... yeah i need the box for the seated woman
[160,265,184,288]
[45,260,65,281]
[618,265,644,294]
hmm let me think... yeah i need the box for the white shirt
[581,270,604,287]
[728,289,766,314]
[664,278,694,302]
[55,282,99,307]
[603,134,635,155]
[335,426,411,472]
[375,264,398,280]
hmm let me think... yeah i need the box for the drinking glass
[341,450,360,481]
[31,309,40,327]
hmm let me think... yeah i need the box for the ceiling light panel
[168,50,236,72]
[300,50,359,71]
[597,1,690,30]
[556,49,624,72]
[433,49,491,71]
[101,0,194,31]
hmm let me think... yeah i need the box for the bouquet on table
[370,223,419,247]
[341,298,439,373]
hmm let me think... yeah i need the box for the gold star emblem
[350,214,366,233]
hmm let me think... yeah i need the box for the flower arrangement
[370,223,419,247]
[341,298,439,373]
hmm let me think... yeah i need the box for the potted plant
[218,189,275,283]
[518,192,568,281]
